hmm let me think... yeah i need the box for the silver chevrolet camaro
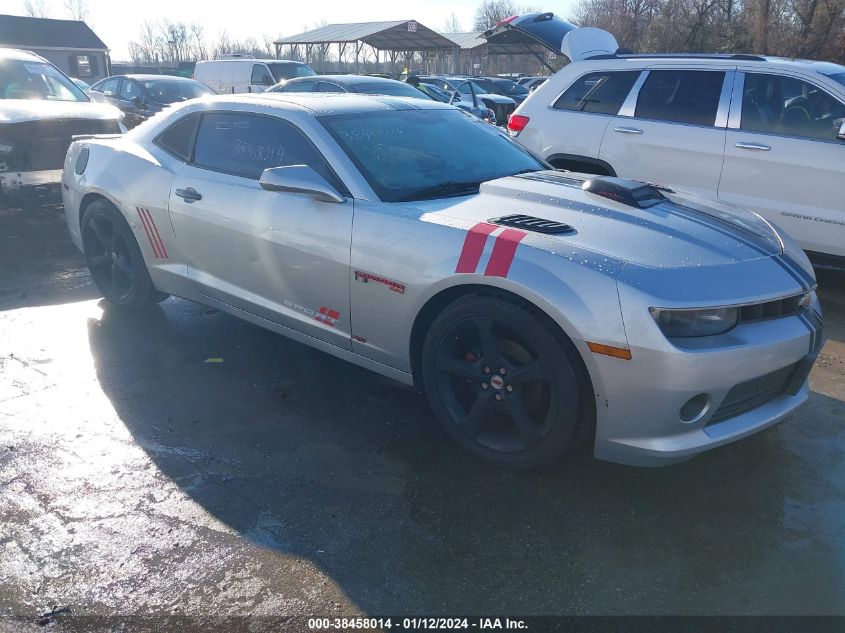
[62,93,824,469]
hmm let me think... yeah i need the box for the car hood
[0,99,122,123]
[423,171,784,269]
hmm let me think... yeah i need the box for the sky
[10,0,578,61]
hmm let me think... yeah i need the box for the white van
[193,58,315,94]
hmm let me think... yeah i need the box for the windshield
[320,109,544,202]
[0,59,88,101]
[141,79,212,104]
[456,80,489,95]
[824,71,845,89]
[350,82,431,99]
[493,79,528,96]
[269,63,315,81]
[421,83,451,103]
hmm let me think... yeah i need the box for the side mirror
[259,165,345,203]
[838,120,845,141]
[131,95,145,108]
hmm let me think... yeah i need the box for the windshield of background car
[350,82,430,98]
[457,80,489,95]
[142,79,212,104]
[493,79,528,96]
[269,63,315,81]
[319,109,544,202]
[0,59,88,101]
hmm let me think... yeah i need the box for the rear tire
[81,199,168,309]
[421,294,593,470]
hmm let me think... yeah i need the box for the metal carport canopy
[275,20,458,51]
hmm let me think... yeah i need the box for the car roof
[121,74,199,82]
[197,58,305,64]
[289,74,404,85]
[209,92,452,116]
[588,54,845,76]
[0,48,46,62]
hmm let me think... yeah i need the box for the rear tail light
[507,113,530,137]
[495,15,519,27]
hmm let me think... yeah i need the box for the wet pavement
[1,203,844,628]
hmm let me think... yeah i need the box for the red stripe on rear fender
[136,207,161,259]
[144,208,169,260]
[455,222,498,273]
[484,229,527,277]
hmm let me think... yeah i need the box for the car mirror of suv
[259,165,345,203]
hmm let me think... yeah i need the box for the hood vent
[489,214,574,235]
[581,176,666,209]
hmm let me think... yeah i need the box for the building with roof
[0,14,110,83]
[441,32,488,75]
[275,20,463,75]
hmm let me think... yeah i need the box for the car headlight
[650,306,739,338]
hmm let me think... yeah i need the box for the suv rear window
[554,71,640,115]
[635,70,725,126]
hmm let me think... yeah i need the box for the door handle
[614,126,644,134]
[735,141,771,151]
[175,187,202,203]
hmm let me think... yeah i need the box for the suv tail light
[507,114,530,137]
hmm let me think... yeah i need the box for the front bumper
[587,307,823,467]
[0,169,63,201]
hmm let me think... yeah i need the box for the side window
[553,71,640,115]
[317,82,344,93]
[154,113,201,161]
[635,70,725,126]
[192,112,345,192]
[250,64,273,86]
[281,80,317,93]
[741,73,845,141]
[119,80,140,102]
[98,77,120,97]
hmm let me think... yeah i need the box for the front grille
[739,295,804,324]
[0,118,120,172]
[707,362,798,425]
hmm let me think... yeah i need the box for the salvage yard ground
[0,203,844,626]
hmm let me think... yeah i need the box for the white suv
[508,26,845,269]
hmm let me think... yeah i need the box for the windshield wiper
[396,180,484,202]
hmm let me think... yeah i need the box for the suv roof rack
[587,52,767,62]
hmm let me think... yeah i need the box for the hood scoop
[581,176,667,209]
[489,214,574,235]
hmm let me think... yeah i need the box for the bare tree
[23,0,50,18]
[444,13,464,32]
[64,0,88,21]
[473,0,519,30]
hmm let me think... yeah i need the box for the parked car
[521,77,549,92]
[472,76,531,104]
[0,48,122,202]
[506,15,845,269]
[420,75,516,125]
[419,82,497,123]
[63,93,822,469]
[267,74,429,99]
[193,58,314,94]
[88,75,214,129]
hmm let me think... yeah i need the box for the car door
[249,63,274,93]
[719,70,845,259]
[167,110,354,348]
[537,69,641,170]
[117,78,147,128]
[599,68,733,194]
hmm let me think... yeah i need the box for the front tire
[421,294,593,470]
[81,199,167,309]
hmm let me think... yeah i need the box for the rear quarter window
[154,113,201,161]
[553,71,640,115]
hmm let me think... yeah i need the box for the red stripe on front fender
[455,222,498,273]
[484,228,527,277]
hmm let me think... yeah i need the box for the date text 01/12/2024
[307,617,528,630]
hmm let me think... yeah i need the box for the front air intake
[489,214,574,235]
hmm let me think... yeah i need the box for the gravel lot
[1,203,844,629]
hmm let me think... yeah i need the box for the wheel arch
[79,191,122,231]
[545,153,616,176]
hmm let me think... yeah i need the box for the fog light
[680,393,710,423]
